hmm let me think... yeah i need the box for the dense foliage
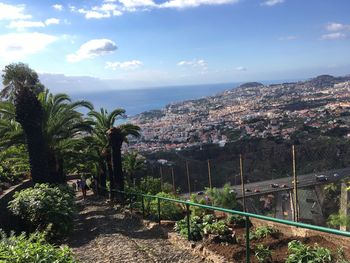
[206,183,237,209]
[286,240,332,263]
[0,231,77,263]
[149,192,183,220]
[8,184,75,238]
[254,244,272,263]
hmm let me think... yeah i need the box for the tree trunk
[106,154,115,199]
[107,128,124,203]
[14,86,49,183]
[99,164,107,196]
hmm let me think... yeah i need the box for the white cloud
[78,3,123,19]
[105,60,143,70]
[73,0,239,18]
[261,0,284,6]
[8,18,60,30]
[236,66,247,71]
[0,2,32,20]
[326,22,350,32]
[8,20,45,29]
[0,32,56,60]
[67,39,117,63]
[45,18,60,25]
[278,35,297,41]
[321,32,346,40]
[160,0,238,8]
[52,4,63,11]
[177,59,208,72]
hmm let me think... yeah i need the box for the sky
[0,0,349,92]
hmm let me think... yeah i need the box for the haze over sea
[71,83,238,116]
[70,80,293,117]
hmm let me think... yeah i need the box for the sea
[71,82,240,117]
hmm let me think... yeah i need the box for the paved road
[233,167,350,198]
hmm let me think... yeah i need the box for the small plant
[174,216,203,241]
[149,192,183,220]
[189,194,209,217]
[286,240,332,263]
[226,214,247,227]
[205,183,237,209]
[255,244,272,263]
[8,183,76,238]
[202,214,216,225]
[0,230,77,263]
[203,220,230,236]
[250,226,277,240]
[336,247,350,263]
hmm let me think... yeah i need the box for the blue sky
[0,0,349,91]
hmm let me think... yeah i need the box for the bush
[8,184,76,238]
[149,192,183,220]
[138,176,173,195]
[189,194,210,217]
[286,240,332,263]
[0,230,77,263]
[205,183,237,209]
[250,226,277,240]
[255,244,272,263]
[226,215,248,228]
[174,216,203,241]
[203,221,230,236]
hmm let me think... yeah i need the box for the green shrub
[286,240,332,263]
[203,220,230,236]
[0,230,77,263]
[254,244,272,263]
[8,184,75,238]
[226,215,247,227]
[205,183,237,209]
[174,216,203,241]
[250,226,277,240]
[138,176,174,195]
[149,192,183,220]
[189,194,209,217]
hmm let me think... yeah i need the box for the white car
[315,174,328,182]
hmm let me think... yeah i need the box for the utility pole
[160,166,163,191]
[186,161,191,197]
[240,154,246,212]
[292,145,299,222]
[207,159,212,189]
[171,167,176,194]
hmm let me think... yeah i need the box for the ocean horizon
[71,79,297,117]
[71,82,241,116]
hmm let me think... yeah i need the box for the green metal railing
[110,189,350,263]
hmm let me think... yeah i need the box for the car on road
[197,191,204,195]
[333,173,340,178]
[254,189,260,193]
[245,188,251,192]
[315,174,328,182]
[281,184,288,188]
[270,183,279,188]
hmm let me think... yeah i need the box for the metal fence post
[130,193,133,213]
[157,197,161,224]
[186,203,191,241]
[141,195,145,218]
[245,216,250,263]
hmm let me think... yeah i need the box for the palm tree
[107,124,140,201]
[88,108,126,197]
[0,87,93,183]
[1,63,49,183]
[38,91,93,183]
[123,151,145,186]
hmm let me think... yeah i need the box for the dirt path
[66,193,207,263]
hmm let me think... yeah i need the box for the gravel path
[67,194,207,263]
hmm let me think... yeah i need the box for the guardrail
[108,189,350,263]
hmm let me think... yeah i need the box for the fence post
[160,166,163,191]
[207,159,212,189]
[171,167,176,194]
[130,193,133,213]
[292,145,299,222]
[157,197,161,225]
[141,195,145,218]
[186,203,191,241]
[240,154,246,212]
[186,161,191,197]
[245,215,250,263]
